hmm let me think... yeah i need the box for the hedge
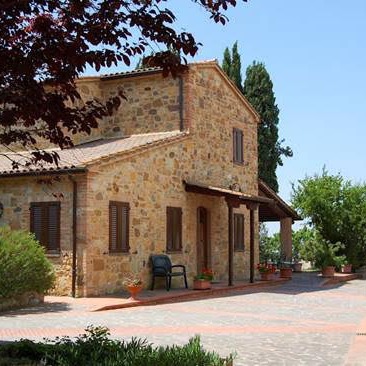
[0,326,234,366]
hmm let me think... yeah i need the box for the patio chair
[150,254,188,291]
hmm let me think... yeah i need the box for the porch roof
[183,181,273,205]
[258,180,301,222]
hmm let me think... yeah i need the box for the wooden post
[228,202,234,286]
[246,202,259,284]
[250,207,255,283]
[226,198,240,287]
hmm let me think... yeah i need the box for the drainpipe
[69,176,78,297]
[178,76,184,131]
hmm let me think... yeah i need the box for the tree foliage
[243,61,292,192]
[1,0,246,165]
[259,223,281,263]
[292,169,366,267]
[221,41,242,91]
[222,47,232,78]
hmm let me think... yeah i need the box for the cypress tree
[222,47,232,76]
[243,61,293,192]
[221,42,242,91]
[231,41,243,92]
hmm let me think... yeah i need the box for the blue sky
[94,1,366,230]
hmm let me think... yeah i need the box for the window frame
[233,128,244,164]
[109,201,130,254]
[30,201,61,254]
[166,206,183,253]
[234,213,245,251]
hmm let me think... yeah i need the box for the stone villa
[0,61,299,296]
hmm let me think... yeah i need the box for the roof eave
[0,167,87,179]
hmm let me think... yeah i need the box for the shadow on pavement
[0,301,71,317]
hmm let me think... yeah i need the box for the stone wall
[83,139,254,295]
[72,73,181,146]
[182,63,259,195]
[0,72,181,152]
[82,62,259,295]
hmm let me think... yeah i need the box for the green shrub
[0,226,55,298]
[314,240,346,270]
[0,326,234,366]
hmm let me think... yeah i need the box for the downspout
[69,176,78,297]
[178,76,184,131]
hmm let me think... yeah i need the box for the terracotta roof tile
[0,130,185,177]
[100,67,162,80]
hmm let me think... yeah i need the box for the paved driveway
[1,273,366,365]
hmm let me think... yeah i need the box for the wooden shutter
[234,213,244,251]
[120,203,130,252]
[109,201,130,253]
[166,207,182,252]
[47,202,60,252]
[30,202,60,252]
[233,128,243,163]
[30,204,43,245]
[109,203,118,252]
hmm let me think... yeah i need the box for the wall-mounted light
[0,202,3,218]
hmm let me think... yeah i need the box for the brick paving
[1,272,366,365]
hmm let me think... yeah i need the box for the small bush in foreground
[0,326,234,366]
[0,227,55,298]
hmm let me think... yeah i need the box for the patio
[42,271,359,312]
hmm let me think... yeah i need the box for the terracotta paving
[1,272,365,365]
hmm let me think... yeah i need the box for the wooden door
[197,207,210,273]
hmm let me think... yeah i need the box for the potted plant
[315,241,346,278]
[292,252,303,272]
[123,272,143,300]
[292,262,303,272]
[257,263,276,280]
[341,261,353,273]
[279,265,293,278]
[193,268,213,290]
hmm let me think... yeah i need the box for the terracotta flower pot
[127,285,142,300]
[322,266,335,278]
[280,267,293,278]
[193,279,211,290]
[341,264,352,273]
[260,272,271,281]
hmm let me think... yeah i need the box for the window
[166,206,182,252]
[30,202,60,253]
[233,128,244,164]
[109,201,130,253]
[234,213,244,251]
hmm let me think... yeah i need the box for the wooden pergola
[184,181,273,286]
